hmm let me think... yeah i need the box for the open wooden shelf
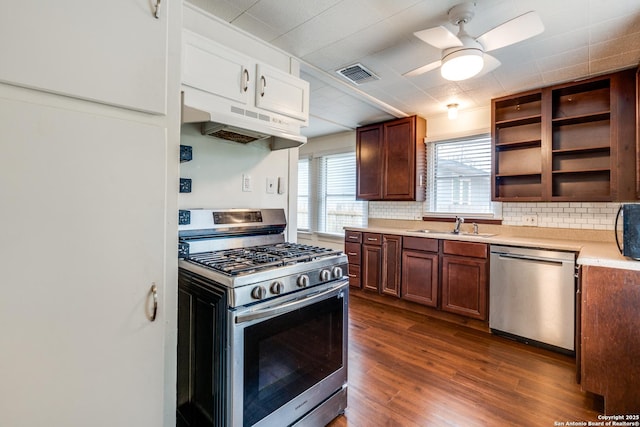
[492,68,637,202]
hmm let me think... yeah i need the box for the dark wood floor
[328,293,603,426]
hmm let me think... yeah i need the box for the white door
[0,0,167,114]
[255,63,309,124]
[0,94,166,427]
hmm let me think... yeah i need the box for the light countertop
[344,226,640,271]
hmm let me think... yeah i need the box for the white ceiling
[188,0,640,138]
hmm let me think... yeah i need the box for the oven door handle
[235,281,348,324]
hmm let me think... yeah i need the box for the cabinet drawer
[403,236,439,252]
[345,230,362,244]
[443,240,488,259]
[345,242,361,265]
[347,264,361,288]
[363,233,382,245]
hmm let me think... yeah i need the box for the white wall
[180,3,305,241]
[180,124,298,240]
[297,131,356,250]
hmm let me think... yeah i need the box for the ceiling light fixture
[447,103,459,120]
[440,47,484,81]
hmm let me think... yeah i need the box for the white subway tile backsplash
[369,201,622,231]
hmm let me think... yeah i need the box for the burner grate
[186,243,342,276]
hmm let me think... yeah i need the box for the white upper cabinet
[256,63,309,123]
[0,0,167,114]
[182,30,309,125]
[182,30,250,106]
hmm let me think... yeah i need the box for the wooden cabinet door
[401,250,438,307]
[381,235,402,297]
[581,266,640,414]
[356,124,383,200]
[0,0,167,114]
[441,256,488,320]
[362,244,382,292]
[383,117,415,200]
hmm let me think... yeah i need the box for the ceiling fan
[404,2,544,81]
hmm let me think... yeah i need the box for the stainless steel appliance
[615,203,640,260]
[177,208,348,427]
[489,245,576,354]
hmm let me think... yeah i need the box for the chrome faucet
[453,216,464,234]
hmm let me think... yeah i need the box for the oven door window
[243,295,344,426]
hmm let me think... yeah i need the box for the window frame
[297,149,367,237]
[424,133,501,219]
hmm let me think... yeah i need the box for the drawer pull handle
[348,274,356,278]
[367,238,378,241]
[348,236,359,240]
[347,252,358,256]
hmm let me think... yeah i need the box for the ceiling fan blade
[403,60,442,77]
[475,54,501,77]
[476,11,544,52]
[413,26,463,50]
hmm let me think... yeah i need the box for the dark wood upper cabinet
[492,68,637,202]
[356,115,426,201]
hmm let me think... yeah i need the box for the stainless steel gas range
[176,208,348,427]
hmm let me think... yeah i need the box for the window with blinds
[297,152,367,234]
[426,134,496,215]
[297,157,310,231]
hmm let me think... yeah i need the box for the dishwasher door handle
[495,253,566,267]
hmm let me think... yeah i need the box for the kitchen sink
[406,229,495,238]
[452,232,496,238]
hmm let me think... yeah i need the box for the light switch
[242,174,252,192]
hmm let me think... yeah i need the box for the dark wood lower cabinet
[381,235,402,297]
[401,249,438,307]
[362,244,382,292]
[345,230,488,321]
[581,265,640,414]
[441,255,488,320]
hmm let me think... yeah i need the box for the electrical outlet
[266,177,275,194]
[522,214,538,226]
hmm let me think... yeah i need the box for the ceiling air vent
[336,63,379,85]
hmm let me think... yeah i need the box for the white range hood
[181,88,306,150]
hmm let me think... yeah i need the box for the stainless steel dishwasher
[489,245,576,353]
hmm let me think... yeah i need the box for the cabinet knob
[242,69,250,92]
[148,283,158,322]
[260,76,266,97]
[153,0,161,18]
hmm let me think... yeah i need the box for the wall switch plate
[242,174,252,192]
[266,177,275,194]
[523,214,538,226]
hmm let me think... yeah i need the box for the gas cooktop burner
[186,243,342,276]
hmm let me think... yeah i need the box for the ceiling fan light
[441,49,484,81]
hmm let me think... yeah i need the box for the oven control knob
[251,286,267,300]
[331,266,343,279]
[320,269,331,281]
[270,281,284,295]
[297,274,310,288]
